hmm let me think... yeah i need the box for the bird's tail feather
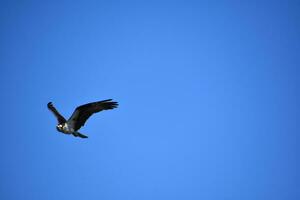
[73,132,88,138]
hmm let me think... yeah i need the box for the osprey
[47,99,118,138]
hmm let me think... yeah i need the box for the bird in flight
[47,99,118,138]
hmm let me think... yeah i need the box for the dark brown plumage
[69,99,118,131]
[47,99,118,138]
[47,102,66,124]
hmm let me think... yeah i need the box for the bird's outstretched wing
[68,99,118,131]
[47,102,67,124]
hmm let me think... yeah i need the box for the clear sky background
[0,1,299,200]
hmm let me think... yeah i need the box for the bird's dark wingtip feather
[100,99,119,109]
[101,100,119,110]
[101,99,113,102]
[47,102,53,107]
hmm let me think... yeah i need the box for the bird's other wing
[67,99,118,131]
[47,102,67,124]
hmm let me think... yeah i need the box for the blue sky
[0,1,299,200]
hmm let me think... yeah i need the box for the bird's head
[56,124,63,132]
